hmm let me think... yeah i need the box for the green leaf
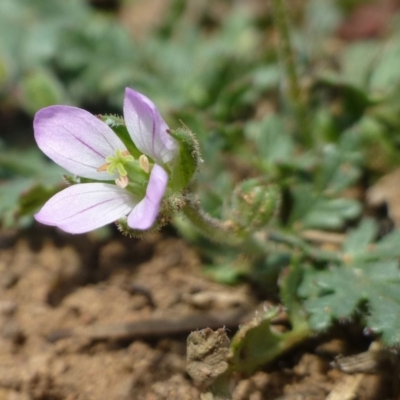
[314,129,363,194]
[364,230,400,261]
[316,74,373,124]
[342,219,378,255]
[299,260,400,345]
[18,183,61,217]
[19,68,68,115]
[279,261,307,326]
[304,0,342,42]
[300,226,400,343]
[229,305,310,374]
[244,114,294,170]
[290,184,361,230]
[340,41,381,90]
[0,179,30,228]
[0,147,64,227]
[343,228,400,263]
[369,37,400,95]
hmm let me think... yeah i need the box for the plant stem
[182,197,341,263]
[182,197,241,246]
[182,197,267,255]
[268,230,342,263]
[271,0,310,145]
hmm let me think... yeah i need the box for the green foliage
[290,186,361,230]
[299,220,400,345]
[229,305,310,375]
[0,146,64,227]
[0,0,136,111]
[245,114,295,173]
[19,69,68,115]
[229,262,310,375]
[4,0,400,373]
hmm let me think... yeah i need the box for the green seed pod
[226,179,280,231]
[168,127,201,192]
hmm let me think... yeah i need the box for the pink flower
[34,88,177,233]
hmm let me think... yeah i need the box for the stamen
[139,154,150,173]
[98,149,134,178]
[115,176,129,188]
[97,163,109,172]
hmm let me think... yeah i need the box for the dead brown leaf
[367,168,400,228]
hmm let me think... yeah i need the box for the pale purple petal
[127,164,168,230]
[123,88,177,164]
[34,106,127,180]
[35,183,136,234]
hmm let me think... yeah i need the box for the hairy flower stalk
[34,88,178,233]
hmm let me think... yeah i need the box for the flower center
[97,149,150,189]
[101,149,133,175]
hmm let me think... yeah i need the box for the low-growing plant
[2,0,400,397]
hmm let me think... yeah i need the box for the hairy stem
[271,0,310,145]
[182,197,341,263]
[267,230,342,263]
[182,197,266,254]
[182,197,242,246]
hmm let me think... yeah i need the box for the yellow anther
[115,175,129,188]
[97,163,109,172]
[121,150,131,157]
[139,154,150,174]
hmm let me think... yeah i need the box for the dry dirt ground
[0,228,396,400]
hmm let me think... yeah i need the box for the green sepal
[115,196,185,237]
[63,175,80,185]
[99,114,141,159]
[168,127,201,192]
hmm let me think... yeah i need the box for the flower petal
[34,106,126,180]
[127,164,168,230]
[35,183,136,234]
[123,88,177,164]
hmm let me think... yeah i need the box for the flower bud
[225,180,280,231]
[168,127,201,192]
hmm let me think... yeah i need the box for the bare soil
[0,229,395,400]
